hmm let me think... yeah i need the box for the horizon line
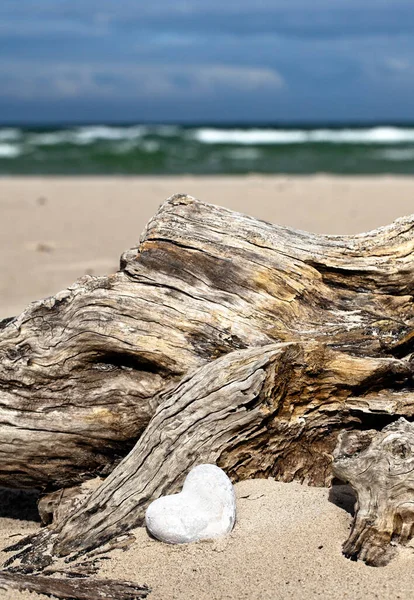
[2,120,414,129]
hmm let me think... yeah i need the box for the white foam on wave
[193,129,307,144]
[29,125,147,146]
[0,128,21,142]
[193,127,414,145]
[30,132,71,145]
[73,125,146,144]
[141,140,160,153]
[0,143,21,158]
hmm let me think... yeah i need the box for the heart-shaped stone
[145,464,236,544]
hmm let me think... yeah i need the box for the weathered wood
[0,195,413,490]
[38,478,103,525]
[0,571,150,600]
[333,418,414,566]
[0,196,413,585]
[5,341,413,570]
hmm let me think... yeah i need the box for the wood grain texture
[333,418,414,566]
[5,341,413,569]
[0,571,150,600]
[0,195,413,490]
[1,195,414,587]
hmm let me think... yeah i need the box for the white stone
[145,464,236,544]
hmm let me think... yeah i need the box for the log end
[333,418,414,566]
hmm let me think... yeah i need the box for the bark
[0,571,150,600]
[0,194,413,491]
[333,418,414,566]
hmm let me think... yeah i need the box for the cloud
[384,58,411,72]
[94,1,414,39]
[0,0,414,122]
[0,18,108,38]
[183,65,284,93]
[2,0,414,40]
[0,61,284,101]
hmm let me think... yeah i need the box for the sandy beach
[0,175,414,599]
[0,481,414,600]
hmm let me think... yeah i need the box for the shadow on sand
[328,480,356,516]
[0,487,40,522]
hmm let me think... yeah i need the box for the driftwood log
[0,571,150,600]
[0,195,413,586]
[0,194,412,489]
[333,418,414,566]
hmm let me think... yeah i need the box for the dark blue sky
[1,0,413,124]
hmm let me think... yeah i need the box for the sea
[1,123,414,175]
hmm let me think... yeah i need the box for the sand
[0,175,414,599]
[0,481,414,600]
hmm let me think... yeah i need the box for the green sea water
[2,123,414,175]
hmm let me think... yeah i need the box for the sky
[1,0,414,124]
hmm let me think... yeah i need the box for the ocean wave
[192,127,414,145]
[141,140,160,153]
[151,125,180,137]
[73,125,146,144]
[7,124,414,149]
[28,125,147,146]
[0,128,21,142]
[0,143,21,158]
[378,149,414,161]
[29,131,72,145]
[2,123,414,173]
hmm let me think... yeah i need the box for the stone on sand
[145,464,236,544]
